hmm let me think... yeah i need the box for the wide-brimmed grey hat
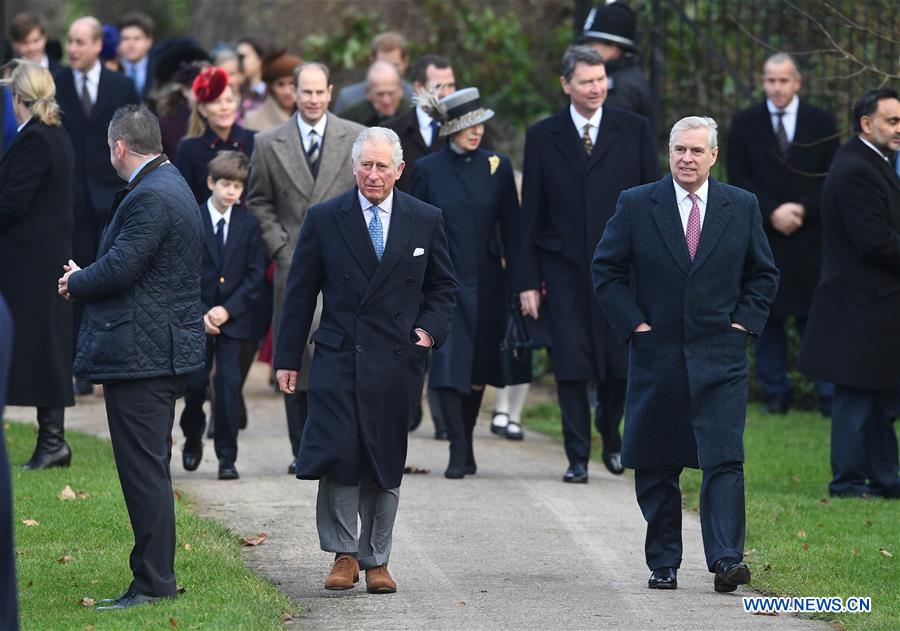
[417,87,494,137]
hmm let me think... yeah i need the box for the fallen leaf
[864,520,873,527]
[880,548,893,558]
[59,485,77,501]
[169,618,177,628]
[403,465,430,474]
[819,497,829,504]
[753,611,779,617]
[173,489,183,501]
[763,564,772,572]
[90,579,99,585]
[851,548,858,556]
[241,532,267,547]
[802,543,809,551]
[182,543,191,551]
[796,530,807,538]
[76,491,90,500]
[57,555,73,564]
[85,625,95,631]
[27,580,33,588]
[176,585,186,594]
[282,612,294,622]
[22,519,39,527]
[455,601,466,607]
[78,597,95,607]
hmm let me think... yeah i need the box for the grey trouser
[316,466,400,570]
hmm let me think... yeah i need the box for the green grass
[4,421,296,630]
[523,401,899,631]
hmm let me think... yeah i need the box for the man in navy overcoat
[593,116,778,592]
[517,45,658,482]
[274,127,456,594]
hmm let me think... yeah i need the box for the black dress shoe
[648,567,677,589]
[563,462,588,483]
[182,440,202,472]
[602,451,625,475]
[434,430,448,440]
[96,590,161,610]
[288,458,298,475]
[218,463,239,480]
[762,396,790,415]
[714,558,750,593]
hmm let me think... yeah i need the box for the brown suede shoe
[324,554,359,590]
[365,565,397,594]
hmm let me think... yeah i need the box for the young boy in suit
[180,151,266,479]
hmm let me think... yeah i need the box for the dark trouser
[755,315,834,405]
[285,390,309,460]
[236,340,258,428]
[104,374,186,597]
[830,384,900,497]
[0,424,18,630]
[556,379,625,466]
[635,462,745,572]
[181,335,242,464]
[436,387,485,471]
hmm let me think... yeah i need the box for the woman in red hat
[175,65,255,205]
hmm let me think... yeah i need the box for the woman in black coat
[411,88,519,479]
[175,66,255,205]
[0,60,76,469]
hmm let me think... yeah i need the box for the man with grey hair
[58,104,204,610]
[593,116,778,592]
[727,52,838,417]
[338,60,410,127]
[275,126,456,594]
[516,44,657,483]
[248,61,365,474]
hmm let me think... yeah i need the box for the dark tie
[216,218,226,257]
[686,193,701,261]
[368,206,384,260]
[775,111,790,156]
[582,123,593,156]
[429,120,440,148]
[81,73,92,117]
[306,129,320,176]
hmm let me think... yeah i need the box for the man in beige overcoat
[248,61,365,473]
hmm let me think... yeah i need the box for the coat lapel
[92,68,114,123]
[650,177,691,275]
[550,111,587,174]
[271,119,313,201]
[221,210,245,271]
[689,178,732,273]
[335,189,379,281]
[403,110,429,155]
[201,207,222,269]
[360,192,415,307]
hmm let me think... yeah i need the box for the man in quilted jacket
[58,104,205,611]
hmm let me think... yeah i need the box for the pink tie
[686,193,701,260]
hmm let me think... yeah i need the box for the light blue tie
[368,205,384,260]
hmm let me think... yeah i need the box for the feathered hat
[192,66,229,103]
[417,87,494,137]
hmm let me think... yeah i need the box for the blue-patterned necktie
[429,120,440,148]
[368,206,384,260]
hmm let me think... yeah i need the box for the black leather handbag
[499,300,533,385]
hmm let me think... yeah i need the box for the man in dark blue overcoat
[0,293,19,629]
[517,45,658,482]
[274,127,456,594]
[593,116,778,592]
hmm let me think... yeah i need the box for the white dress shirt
[296,112,327,153]
[416,104,437,147]
[569,103,602,146]
[767,95,798,142]
[358,190,393,246]
[207,198,233,245]
[673,177,709,234]
[73,60,101,105]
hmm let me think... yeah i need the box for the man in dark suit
[54,16,140,393]
[386,54,456,193]
[337,61,410,128]
[58,105,205,609]
[799,88,900,499]
[0,293,19,630]
[117,13,156,103]
[517,45,658,482]
[593,116,778,592]
[274,127,456,594]
[727,53,839,416]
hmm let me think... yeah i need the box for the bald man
[338,61,409,127]
[53,16,140,394]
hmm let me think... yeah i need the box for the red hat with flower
[192,66,229,103]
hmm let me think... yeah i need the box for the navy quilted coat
[70,160,205,381]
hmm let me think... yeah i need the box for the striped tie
[582,123,593,156]
[307,129,320,173]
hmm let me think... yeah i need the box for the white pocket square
[413,247,425,257]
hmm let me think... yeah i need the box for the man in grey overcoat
[248,62,365,473]
[593,116,778,593]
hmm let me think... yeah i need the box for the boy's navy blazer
[199,202,266,341]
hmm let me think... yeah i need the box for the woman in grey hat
[411,88,520,479]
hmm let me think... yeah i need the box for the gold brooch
[488,155,500,175]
